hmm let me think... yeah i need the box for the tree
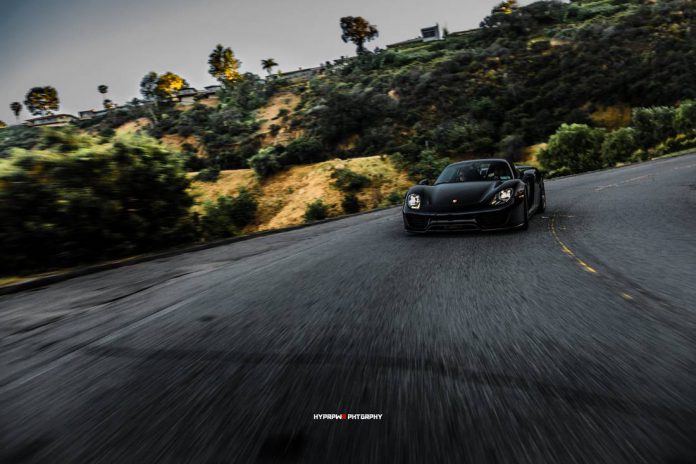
[340,16,379,54]
[156,72,188,101]
[98,84,109,105]
[24,86,59,116]
[261,58,278,75]
[208,44,241,85]
[493,0,518,15]
[0,121,6,129]
[103,99,115,110]
[140,72,159,102]
[10,102,22,122]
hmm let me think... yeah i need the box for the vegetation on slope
[3,0,696,275]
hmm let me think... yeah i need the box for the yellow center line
[549,213,598,274]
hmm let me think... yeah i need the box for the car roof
[446,159,513,168]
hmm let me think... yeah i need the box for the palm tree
[10,102,22,122]
[261,58,278,76]
[98,85,109,105]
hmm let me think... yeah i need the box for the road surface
[1,154,695,463]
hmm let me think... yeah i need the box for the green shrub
[0,126,43,157]
[654,133,696,157]
[199,188,258,240]
[632,106,676,148]
[601,127,637,166]
[674,100,696,134]
[386,191,403,205]
[540,124,605,174]
[194,167,220,182]
[249,147,282,178]
[341,193,363,214]
[331,168,371,192]
[629,149,650,163]
[0,133,194,273]
[280,137,325,165]
[304,200,329,222]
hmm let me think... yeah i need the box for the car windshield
[435,160,514,185]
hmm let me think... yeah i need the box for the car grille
[405,214,429,231]
[477,211,511,228]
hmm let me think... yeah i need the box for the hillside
[64,0,695,172]
[4,0,696,274]
[190,156,410,232]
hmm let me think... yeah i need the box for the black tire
[520,196,529,230]
[538,182,546,214]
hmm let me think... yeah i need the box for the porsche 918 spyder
[402,159,545,232]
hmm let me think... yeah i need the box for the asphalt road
[1,154,695,464]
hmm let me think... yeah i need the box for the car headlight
[407,193,421,210]
[491,188,513,206]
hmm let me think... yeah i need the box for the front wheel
[537,182,546,214]
[520,197,529,230]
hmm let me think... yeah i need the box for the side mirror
[418,179,430,186]
[522,169,536,181]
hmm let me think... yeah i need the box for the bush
[304,200,329,222]
[386,191,403,205]
[280,137,325,165]
[194,167,220,182]
[540,124,605,173]
[674,100,696,134]
[331,168,371,192]
[341,193,363,214]
[632,106,676,148]
[654,133,696,157]
[249,147,282,178]
[0,126,43,157]
[199,188,258,240]
[0,133,194,273]
[601,127,637,166]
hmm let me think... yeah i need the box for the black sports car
[402,159,546,232]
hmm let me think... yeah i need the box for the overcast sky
[0,0,520,124]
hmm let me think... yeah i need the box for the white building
[25,114,78,127]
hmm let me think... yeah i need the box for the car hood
[416,181,508,213]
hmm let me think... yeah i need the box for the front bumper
[403,201,524,232]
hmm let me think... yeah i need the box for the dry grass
[591,104,632,129]
[115,117,149,135]
[522,143,547,167]
[189,155,411,232]
[255,92,302,145]
[161,134,206,157]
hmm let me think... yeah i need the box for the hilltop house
[78,108,116,120]
[177,87,198,105]
[386,24,445,49]
[270,66,323,82]
[176,85,222,105]
[25,114,78,127]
